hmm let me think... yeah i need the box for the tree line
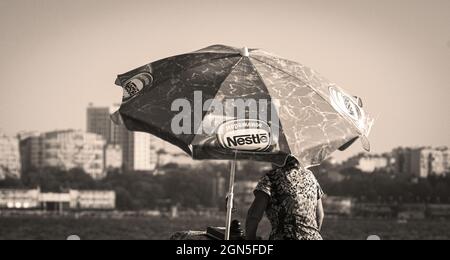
[1,161,449,210]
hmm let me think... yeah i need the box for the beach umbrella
[112,45,373,239]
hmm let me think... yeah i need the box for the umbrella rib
[193,44,241,54]
[250,56,333,107]
[139,54,243,105]
[246,59,293,158]
[187,57,244,144]
[250,56,363,136]
[151,53,241,85]
[122,55,245,156]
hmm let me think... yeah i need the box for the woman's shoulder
[264,164,314,179]
[291,167,318,182]
[287,165,312,174]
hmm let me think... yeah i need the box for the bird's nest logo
[216,119,272,152]
[329,86,362,121]
[122,72,153,102]
[329,86,371,132]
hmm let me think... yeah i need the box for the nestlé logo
[217,120,272,152]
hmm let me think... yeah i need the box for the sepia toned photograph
[0,0,449,244]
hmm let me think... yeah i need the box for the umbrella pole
[225,153,237,240]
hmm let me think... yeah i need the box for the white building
[132,132,157,171]
[410,147,449,178]
[42,131,106,179]
[90,104,160,172]
[71,190,116,210]
[342,153,393,173]
[20,130,107,180]
[0,133,21,179]
[0,188,115,210]
[357,156,391,172]
[116,123,199,172]
[0,189,40,209]
[104,144,123,171]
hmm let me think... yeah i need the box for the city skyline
[2,102,449,180]
[1,0,449,163]
[3,99,449,163]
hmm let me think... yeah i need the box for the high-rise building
[88,104,161,172]
[20,130,106,180]
[18,132,42,173]
[393,147,449,178]
[122,132,158,171]
[433,147,449,175]
[0,132,21,179]
[410,147,448,178]
[104,144,123,171]
[444,148,450,174]
[392,147,413,174]
[108,105,133,170]
[87,104,112,143]
[87,104,219,172]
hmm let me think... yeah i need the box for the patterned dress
[255,164,324,240]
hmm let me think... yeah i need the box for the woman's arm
[316,198,324,231]
[245,191,269,240]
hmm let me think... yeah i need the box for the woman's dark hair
[273,155,300,170]
[284,155,300,168]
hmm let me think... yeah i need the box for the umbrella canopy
[113,45,373,167]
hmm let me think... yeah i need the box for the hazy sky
[0,0,449,160]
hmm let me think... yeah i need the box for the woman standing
[246,156,325,240]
